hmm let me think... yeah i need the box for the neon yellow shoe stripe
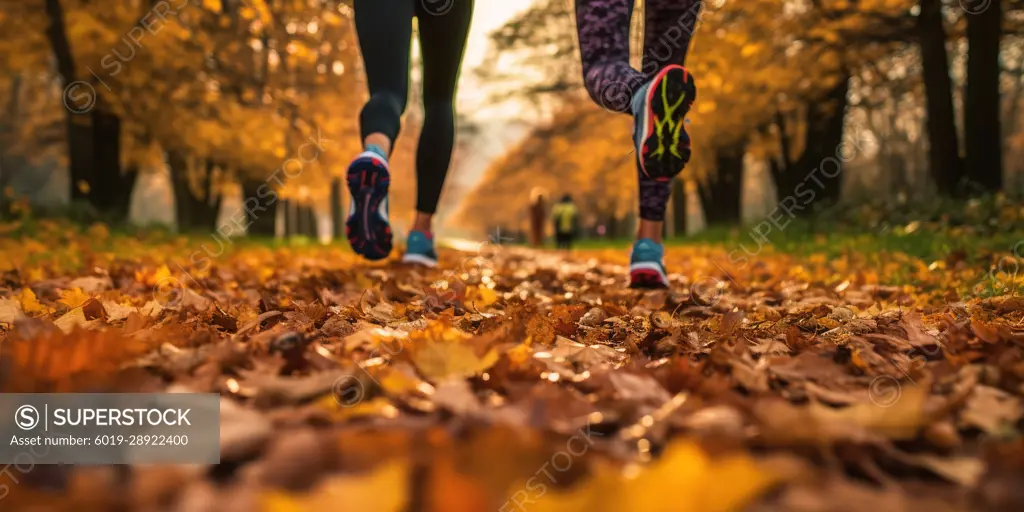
[652,72,687,160]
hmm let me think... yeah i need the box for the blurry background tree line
[460,0,1024,242]
[0,0,1021,243]
[0,0,462,238]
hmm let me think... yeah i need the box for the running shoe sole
[401,252,438,268]
[345,153,392,261]
[629,262,670,289]
[638,65,695,181]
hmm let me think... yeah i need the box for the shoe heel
[345,160,392,260]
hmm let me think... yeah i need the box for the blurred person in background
[344,0,474,268]
[529,192,547,247]
[552,194,580,250]
[575,0,701,288]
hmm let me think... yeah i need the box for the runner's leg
[413,0,474,227]
[575,0,645,113]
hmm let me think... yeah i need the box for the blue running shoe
[629,238,669,289]
[632,64,696,181]
[345,151,392,261]
[401,230,438,268]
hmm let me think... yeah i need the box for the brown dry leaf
[139,300,164,317]
[260,459,409,512]
[432,379,483,416]
[750,337,792,356]
[608,371,672,406]
[971,317,1002,343]
[0,298,25,324]
[69,275,113,293]
[892,451,986,487]
[82,298,106,320]
[220,397,274,462]
[757,382,932,445]
[960,385,1023,436]
[102,301,137,322]
[0,326,165,392]
[54,307,91,334]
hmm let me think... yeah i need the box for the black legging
[354,0,473,215]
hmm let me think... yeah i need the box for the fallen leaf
[54,307,90,334]
[0,298,25,324]
[69,275,113,293]
[18,288,47,315]
[409,323,499,382]
[261,459,409,512]
[102,301,137,322]
[58,288,91,309]
[960,385,1022,436]
[505,440,781,512]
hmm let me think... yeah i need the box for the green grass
[553,218,1024,263]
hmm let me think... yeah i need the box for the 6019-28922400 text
[10,434,189,447]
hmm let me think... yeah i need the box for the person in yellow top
[551,194,580,250]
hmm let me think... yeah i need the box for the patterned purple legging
[576,0,703,222]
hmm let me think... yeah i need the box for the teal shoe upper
[631,81,651,152]
[630,238,665,268]
[406,230,438,261]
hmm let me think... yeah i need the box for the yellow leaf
[506,336,534,367]
[465,285,498,309]
[58,288,91,309]
[315,395,398,421]
[412,340,498,382]
[152,264,173,286]
[261,459,409,512]
[18,288,46,315]
[409,323,499,382]
[507,440,781,512]
[379,367,427,396]
[26,267,45,282]
[822,383,930,439]
[257,267,274,284]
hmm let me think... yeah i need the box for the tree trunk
[770,76,850,213]
[918,0,965,195]
[44,0,95,207]
[330,178,344,240]
[241,178,277,237]
[90,109,136,220]
[700,144,744,225]
[671,178,687,236]
[170,153,221,232]
[804,77,849,205]
[297,205,310,237]
[283,199,298,237]
[303,206,318,238]
[964,0,1003,193]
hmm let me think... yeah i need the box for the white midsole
[402,253,438,268]
[630,261,669,284]
[355,151,390,169]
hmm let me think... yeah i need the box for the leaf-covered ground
[2,220,1024,512]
